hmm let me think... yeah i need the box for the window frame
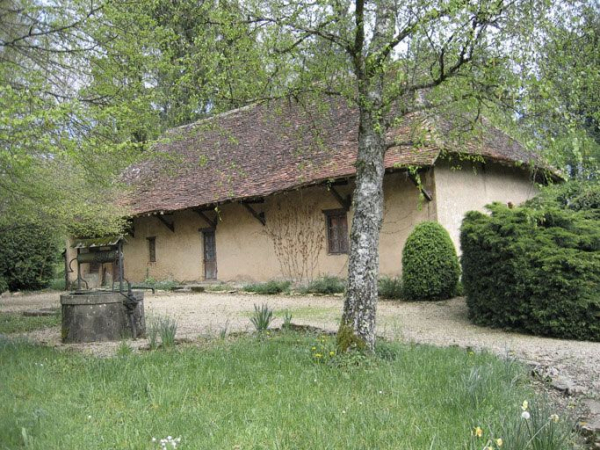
[323,209,349,255]
[147,237,156,263]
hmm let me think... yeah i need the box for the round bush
[402,221,460,300]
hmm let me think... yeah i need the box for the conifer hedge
[0,224,58,292]
[402,221,460,300]
[461,202,600,341]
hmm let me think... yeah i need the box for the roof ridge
[166,102,260,134]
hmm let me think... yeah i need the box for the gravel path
[2,290,599,397]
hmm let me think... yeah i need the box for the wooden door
[202,230,217,280]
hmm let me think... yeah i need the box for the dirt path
[2,290,599,397]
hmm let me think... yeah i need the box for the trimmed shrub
[461,202,600,341]
[0,224,58,292]
[402,221,461,300]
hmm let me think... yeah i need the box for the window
[147,237,156,262]
[324,209,348,254]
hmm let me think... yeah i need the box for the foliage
[461,202,600,341]
[526,180,600,213]
[116,341,133,358]
[205,284,235,292]
[219,320,230,340]
[1,334,577,449]
[0,1,132,237]
[402,222,461,301]
[467,400,576,450]
[147,316,178,349]
[249,303,274,333]
[0,277,7,295]
[509,3,600,180]
[337,323,367,353]
[0,311,60,334]
[300,276,345,295]
[147,318,160,351]
[48,278,66,291]
[378,276,403,300]
[0,224,59,291]
[137,278,180,292]
[281,310,293,330]
[243,280,291,295]
[309,334,337,364]
[156,316,178,349]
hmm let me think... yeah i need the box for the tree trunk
[339,104,386,352]
[338,0,395,352]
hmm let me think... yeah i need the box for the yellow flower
[314,353,323,358]
[329,351,335,356]
[495,438,503,447]
[550,414,559,423]
[311,346,316,351]
[473,427,483,438]
[521,400,528,411]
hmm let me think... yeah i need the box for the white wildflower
[521,411,531,420]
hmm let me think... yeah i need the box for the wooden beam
[329,185,351,211]
[156,215,175,233]
[408,173,433,202]
[194,209,217,229]
[241,198,265,204]
[329,179,349,186]
[242,203,266,226]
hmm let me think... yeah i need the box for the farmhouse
[67,98,551,286]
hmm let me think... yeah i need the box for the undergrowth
[299,276,345,295]
[242,280,291,295]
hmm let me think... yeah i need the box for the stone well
[60,291,145,343]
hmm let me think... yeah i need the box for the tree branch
[0,3,105,50]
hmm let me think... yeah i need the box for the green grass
[282,306,340,321]
[239,306,339,321]
[0,333,576,449]
[0,311,60,334]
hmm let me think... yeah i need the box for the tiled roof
[123,98,547,215]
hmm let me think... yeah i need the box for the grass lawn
[240,306,340,322]
[0,333,575,450]
[0,311,60,334]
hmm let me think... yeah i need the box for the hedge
[0,224,58,292]
[402,221,460,300]
[461,203,600,341]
